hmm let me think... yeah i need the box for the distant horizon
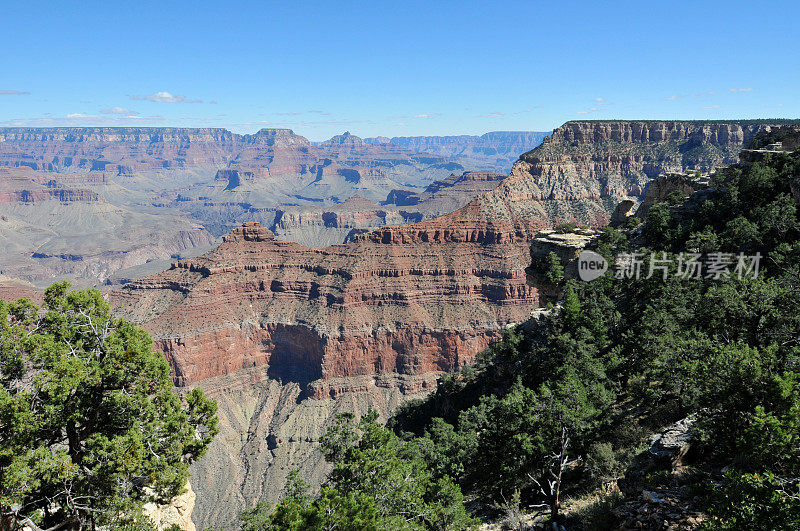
[0,125,554,142]
[1,118,799,143]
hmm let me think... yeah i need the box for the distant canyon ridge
[0,128,548,287]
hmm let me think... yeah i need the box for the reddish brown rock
[113,220,537,393]
[0,281,42,304]
[0,128,242,173]
[0,127,530,251]
[0,127,457,184]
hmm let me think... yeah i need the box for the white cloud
[577,106,602,115]
[666,94,684,101]
[692,92,715,98]
[507,106,542,116]
[274,112,302,116]
[729,87,754,93]
[129,91,202,103]
[594,98,611,105]
[0,90,30,96]
[413,113,442,119]
[308,110,331,116]
[100,107,140,115]
[703,105,721,109]
[477,111,505,118]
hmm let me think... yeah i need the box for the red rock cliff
[113,220,536,395]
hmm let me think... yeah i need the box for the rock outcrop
[648,416,696,467]
[613,417,706,529]
[142,482,198,531]
[270,171,507,247]
[269,196,421,247]
[113,221,535,389]
[634,171,710,218]
[510,120,778,227]
[610,199,636,227]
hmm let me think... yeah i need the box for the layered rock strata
[0,167,215,286]
[508,121,778,227]
[0,127,313,174]
[114,221,536,390]
[0,128,477,282]
[270,172,507,246]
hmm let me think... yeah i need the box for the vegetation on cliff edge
[389,139,800,528]
[241,411,477,530]
[0,282,219,530]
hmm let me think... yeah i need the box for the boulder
[610,199,636,227]
[142,481,197,531]
[648,416,696,467]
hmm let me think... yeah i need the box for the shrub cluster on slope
[389,140,800,528]
[241,411,478,530]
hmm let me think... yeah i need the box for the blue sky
[0,0,797,140]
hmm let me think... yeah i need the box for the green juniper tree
[0,282,219,530]
[542,252,565,286]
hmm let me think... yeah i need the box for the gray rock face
[610,199,636,227]
[648,415,696,466]
[187,368,435,530]
[510,121,788,230]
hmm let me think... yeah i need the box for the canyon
[107,120,782,528]
[0,128,547,286]
[0,166,216,285]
